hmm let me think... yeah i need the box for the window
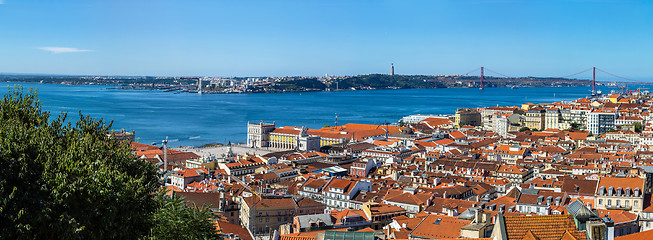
[625,200,630,208]
[599,199,603,205]
[608,200,612,206]
[635,201,639,207]
[617,200,621,207]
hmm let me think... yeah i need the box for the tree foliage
[0,88,161,239]
[338,74,434,89]
[150,191,221,240]
[570,122,582,130]
[519,126,530,132]
[634,122,643,133]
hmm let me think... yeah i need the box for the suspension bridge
[459,66,641,96]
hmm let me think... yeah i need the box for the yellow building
[319,137,343,147]
[608,94,621,103]
[525,108,546,130]
[521,103,536,111]
[455,108,481,127]
[268,127,301,149]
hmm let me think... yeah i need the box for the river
[1,83,609,147]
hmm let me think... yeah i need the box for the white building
[298,128,321,151]
[615,115,644,127]
[246,121,275,148]
[492,115,510,137]
[323,178,371,210]
[587,109,618,135]
[400,114,446,124]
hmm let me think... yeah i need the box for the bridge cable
[557,68,594,79]
[483,68,514,78]
[463,67,481,76]
[596,68,639,82]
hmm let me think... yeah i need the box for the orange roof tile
[409,214,471,239]
[503,215,586,240]
[597,176,645,191]
[615,229,653,240]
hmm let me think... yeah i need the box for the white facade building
[246,121,275,148]
[587,110,618,135]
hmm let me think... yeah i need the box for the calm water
[1,83,608,147]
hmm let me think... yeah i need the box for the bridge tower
[592,67,596,96]
[480,67,484,90]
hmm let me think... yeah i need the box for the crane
[636,87,650,99]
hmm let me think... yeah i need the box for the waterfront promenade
[176,144,273,159]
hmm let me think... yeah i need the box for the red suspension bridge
[461,66,640,96]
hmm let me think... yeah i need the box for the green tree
[149,192,221,240]
[0,88,160,239]
[634,122,643,133]
[1,88,223,239]
[570,122,582,130]
[519,126,530,132]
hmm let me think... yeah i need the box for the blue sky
[0,0,651,80]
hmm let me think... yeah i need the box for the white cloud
[36,47,94,54]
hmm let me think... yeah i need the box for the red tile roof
[597,177,645,191]
[409,214,471,239]
[615,229,653,240]
[503,215,586,240]
[325,178,355,194]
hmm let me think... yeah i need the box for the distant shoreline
[2,73,622,95]
[2,80,624,96]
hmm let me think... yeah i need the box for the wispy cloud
[36,47,94,54]
[0,0,4,4]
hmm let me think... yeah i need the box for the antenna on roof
[335,113,338,127]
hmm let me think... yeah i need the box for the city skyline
[0,0,651,80]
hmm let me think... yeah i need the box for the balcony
[606,205,632,211]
